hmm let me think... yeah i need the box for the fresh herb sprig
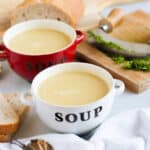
[88,31,128,51]
[112,56,150,71]
[88,31,150,72]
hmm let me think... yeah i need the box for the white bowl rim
[31,62,115,108]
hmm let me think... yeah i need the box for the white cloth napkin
[1,108,150,150]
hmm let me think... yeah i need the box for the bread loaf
[11,0,84,27]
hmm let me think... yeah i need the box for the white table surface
[0,0,150,140]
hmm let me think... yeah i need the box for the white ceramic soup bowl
[30,62,125,134]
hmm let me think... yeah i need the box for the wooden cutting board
[77,10,150,93]
[77,42,150,93]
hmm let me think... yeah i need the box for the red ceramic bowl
[0,19,85,81]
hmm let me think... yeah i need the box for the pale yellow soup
[8,28,71,55]
[38,71,109,106]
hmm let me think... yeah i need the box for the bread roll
[11,0,84,27]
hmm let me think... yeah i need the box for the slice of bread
[0,93,29,142]
[0,0,24,30]
[0,134,11,143]
[11,0,84,27]
[4,93,29,118]
[0,94,19,135]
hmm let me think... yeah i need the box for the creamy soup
[38,71,109,106]
[8,28,71,55]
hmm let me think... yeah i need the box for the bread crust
[0,123,20,135]
[50,0,84,26]
[0,134,11,142]
[11,0,84,27]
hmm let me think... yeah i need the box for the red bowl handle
[0,44,8,61]
[75,30,86,44]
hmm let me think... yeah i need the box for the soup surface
[8,28,71,55]
[38,71,109,106]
